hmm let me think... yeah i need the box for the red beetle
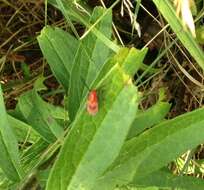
[87,90,98,115]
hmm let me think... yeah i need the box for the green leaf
[21,139,49,173]
[117,187,159,190]
[37,26,79,91]
[16,79,64,143]
[68,7,113,120]
[152,0,204,71]
[21,62,30,80]
[16,92,57,142]
[127,97,170,140]
[196,25,204,44]
[92,106,204,189]
[48,0,91,21]
[46,62,139,190]
[120,48,148,77]
[48,0,120,52]
[0,85,23,181]
[0,168,14,190]
[133,168,204,190]
[8,115,39,143]
[37,168,50,189]
[85,7,113,85]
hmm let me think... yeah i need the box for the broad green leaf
[46,62,139,190]
[133,168,204,190]
[16,80,64,143]
[127,94,171,140]
[92,106,204,189]
[152,0,204,71]
[0,85,23,181]
[127,101,170,140]
[68,7,113,121]
[8,115,39,143]
[37,26,79,91]
[17,91,61,142]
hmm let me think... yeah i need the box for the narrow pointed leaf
[0,85,23,181]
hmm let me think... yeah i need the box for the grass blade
[152,0,204,70]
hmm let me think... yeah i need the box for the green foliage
[0,86,23,181]
[127,90,171,140]
[46,54,140,190]
[92,106,204,189]
[21,138,49,173]
[21,62,30,80]
[196,25,204,44]
[15,77,64,143]
[48,0,120,52]
[0,1,204,190]
[133,168,204,190]
[67,7,113,120]
[7,114,39,143]
[38,27,79,91]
